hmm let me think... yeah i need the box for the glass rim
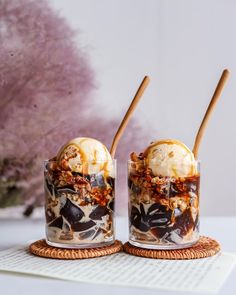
[127,159,200,164]
[44,159,117,164]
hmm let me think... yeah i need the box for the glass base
[46,238,115,249]
[129,238,199,250]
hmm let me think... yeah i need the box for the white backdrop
[50,0,236,216]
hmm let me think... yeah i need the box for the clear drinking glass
[128,160,200,249]
[44,159,116,248]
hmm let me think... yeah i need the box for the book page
[0,246,235,293]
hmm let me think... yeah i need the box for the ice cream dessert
[44,137,115,248]
[143,140,197,177]
[128,139,199,249]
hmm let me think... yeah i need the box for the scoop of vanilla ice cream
[143,139,197,177]
[57,137,113,176]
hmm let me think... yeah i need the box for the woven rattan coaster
[123,236,220,260]
[29,239,123,259]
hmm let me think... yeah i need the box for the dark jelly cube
[89,205,109,220]
[130,205,150,232]
[108,199,115,211]
[107,177,115,189]
[173,208,194,236]
[48,216,63,229]
[60,198,84,225]
[72,220,96,232]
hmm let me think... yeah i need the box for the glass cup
[128,160,200,249]
[44,159,116,248]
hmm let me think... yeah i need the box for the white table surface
[0,216,236,295]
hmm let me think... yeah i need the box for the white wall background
[50,0,236,216]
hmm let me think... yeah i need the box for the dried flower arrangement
[0,0,149,216]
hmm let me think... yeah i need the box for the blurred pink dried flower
[0,0,149,215]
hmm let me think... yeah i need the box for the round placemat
[123,236,220,260]
[29,239,123,259]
